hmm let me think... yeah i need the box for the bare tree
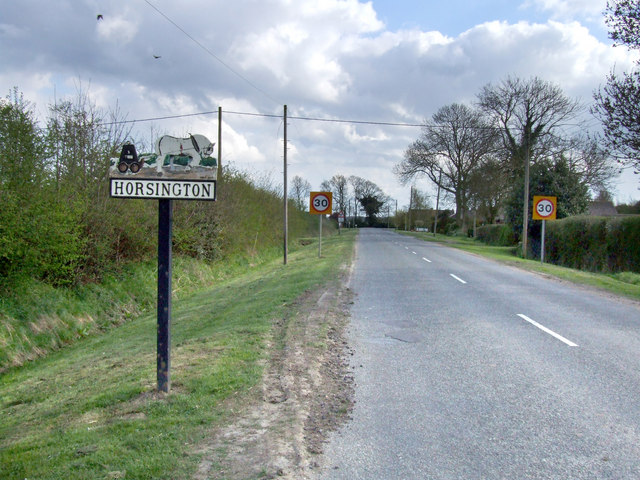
[467,157,509,224]
[562,135,619,194]
[592,1,640,173]
[477,76,582,171]
[477,76,582,254]
[327,174,349,215]
[395,103,498,227]
[289,175,311,210]
[46,82,131,196]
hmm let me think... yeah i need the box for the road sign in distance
[533,195,557,220]
[310,191,332,215]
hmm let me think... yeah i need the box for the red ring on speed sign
[310,192,332,214]
[533,196,557,220]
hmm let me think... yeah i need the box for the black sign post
[157,199,173,393]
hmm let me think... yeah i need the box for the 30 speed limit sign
[309,191,332,215]
[532,196,557,220]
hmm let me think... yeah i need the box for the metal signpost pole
[319,214,322,258]
[541,219,546,264]
[533,196,557,265]
[310,191,331,258]
[157,199,173,393]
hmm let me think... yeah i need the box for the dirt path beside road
[193,262,356,480]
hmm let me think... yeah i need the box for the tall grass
[0,231,355,480]
[0,167,331,372]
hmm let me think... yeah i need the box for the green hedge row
[545,215,640,273]
[475,224,516,246]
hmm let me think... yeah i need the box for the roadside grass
[0,231,356,480]
[401,231,640,301]
[0,247,294,373]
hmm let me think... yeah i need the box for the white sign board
[110,178,216,201]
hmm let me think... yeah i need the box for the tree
[359,195,384,226]
[478,76,582,254]
[407,187,432,230]
[46,84,130,195]
[593,71,640,172]
[0,88,86,286]
[467,157,510,224]
[592,1,640,172]
[505,156,589,255]
[478,76,582,171]
[289,175,311,210]
[326,174,349,215]
[348,176,387,225]
[604,0,640,48]
[0,88,46,191]
[395,103,498,227]
[562,135,618,194]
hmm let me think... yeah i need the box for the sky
[1,0,639,208]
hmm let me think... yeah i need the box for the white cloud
[1,0,639,203]
[522,0,606,20]
[96,14,139,45]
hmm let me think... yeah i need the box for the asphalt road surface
[318,228,640,479]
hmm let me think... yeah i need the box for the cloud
[1,0,638,203]
[522,0,606,20]
[96,14,139,46]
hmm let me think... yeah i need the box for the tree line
[394,1,640,253]
[0,87,316,289]
[290,173,394,227]
[395,76,613,247]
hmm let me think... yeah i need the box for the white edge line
[450,274,467,284]
[422,257,432,263]
[517,314,578,347]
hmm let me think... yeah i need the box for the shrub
[475,224,517,246]
[545,215,640,273]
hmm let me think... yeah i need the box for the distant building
[588,201,618,217]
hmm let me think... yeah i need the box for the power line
[142,0,281,106]
[98,108,425,127]
[288,115,423,128]
[99,106,592,134]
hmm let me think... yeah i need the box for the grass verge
[401,231,640,301]
[0,231,356,480]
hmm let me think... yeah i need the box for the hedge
[475,224,517,246]
[545,215,640,273]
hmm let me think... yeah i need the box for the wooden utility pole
[433,169,442,236]
[522,133,530,258]
[217,107,222,179]
[283,105,288,265]
[408,185,413,231]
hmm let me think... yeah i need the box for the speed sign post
[310,192,332,257]
[532,196,557,264]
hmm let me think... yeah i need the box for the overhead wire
[142,0,282,106]
[100,107,592,135]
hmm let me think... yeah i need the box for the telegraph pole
[283,105,288,265]
[522,132,530,258]
[408,185,413,231]
[217,107,222,179]
[433,169,442,236]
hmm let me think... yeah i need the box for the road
[317,228,640,479]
